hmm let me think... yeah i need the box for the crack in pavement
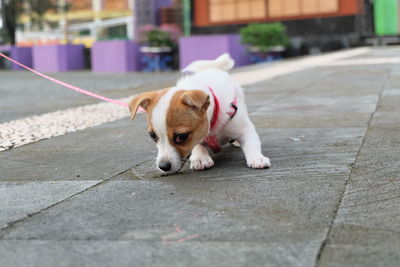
[313,69,391,267]
[0,158,150,237]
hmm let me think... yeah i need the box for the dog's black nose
[158,161,171,172]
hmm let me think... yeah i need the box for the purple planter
[33,44,85,72]
[10,46,33,70]
[179,34,250,69]
[91,40,140,73]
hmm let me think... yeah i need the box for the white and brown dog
[129,54,270,174]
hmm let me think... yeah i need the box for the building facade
[17,0,134,47]
[190,0,369,55]
[194,0,360,27]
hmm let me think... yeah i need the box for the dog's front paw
[190,155,214,171]
[247,155,271,169]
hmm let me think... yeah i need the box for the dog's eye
[173,132,189,145]
[149,131,158,142]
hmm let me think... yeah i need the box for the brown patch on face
[128,88,170,132]
[166,90,210,159]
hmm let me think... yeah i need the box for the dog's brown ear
[180,90,210,112]
[128,91,158,120]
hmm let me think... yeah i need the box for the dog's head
[129,88,210,173]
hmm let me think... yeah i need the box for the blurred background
[0,0,395,72]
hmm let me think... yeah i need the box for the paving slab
[1,179,344,241]
[248,64,388,129]
[349,47,400,60]
[317,132,400,266]
[0,178,344,267]
[251,94,377,128]
[370,88,400,128]
[317,131,400,267]
[0,116,152,181]
[302,65,389,97]
[0,240,320,267]
[317,76,400,266]
[243,67,337,114]
[0,181,99,229]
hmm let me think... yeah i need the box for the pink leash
[0,53,129,108]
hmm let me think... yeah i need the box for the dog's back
[177,54,241,121]
[182,54,235,74]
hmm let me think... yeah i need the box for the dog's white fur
[182,53,235,73]
[150,53,270,172]
[151,88,183,172]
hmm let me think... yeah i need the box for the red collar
[208,86,238,131]
[205,87,238,153]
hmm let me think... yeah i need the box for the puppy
[129,54,270,173]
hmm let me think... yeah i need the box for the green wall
[374,0,399,35]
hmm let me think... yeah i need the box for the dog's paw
[247,156,271,169]
[190,155,214,171]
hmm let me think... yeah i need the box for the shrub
[145,29,174,47]
[138,24,181,48]
[240,22,289,52]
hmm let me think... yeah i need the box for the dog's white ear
[128,91,158,120]
[180,90,210,112]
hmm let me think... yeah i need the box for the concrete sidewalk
[1,47,399,266]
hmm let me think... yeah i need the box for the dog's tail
[182,53,235,73]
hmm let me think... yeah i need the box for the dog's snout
[158,161,172,172]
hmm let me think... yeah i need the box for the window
[209,0,267,23]
[268,0,339,18]
[70,0,92,11]
[103,0,128,10]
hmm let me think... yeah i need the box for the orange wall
[70,0,92,10]
[341,0,360,15]
[194,0,208,26]
[103,0,129,10]
[194,0,361,27]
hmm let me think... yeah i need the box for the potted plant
[240,22,289,63]
[139,24,181,71]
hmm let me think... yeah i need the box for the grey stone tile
[317,212,400,265]
[252,112,373,128]
[0,181,99,229]
[317,117,400,265]
[347,127,400,183]
[260,95,378,115]
[334,179,400,231]
[246,65,386,128]
[318,231,400,267]
[244,66,337,94]
[349,47,400,60]
[0,240,321,267]
[1,179,344,244]
[303,65,390,97]
[250,93,377,128]
[0,117,154,181]
[331,127,400,232]
[371,88,400,128]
